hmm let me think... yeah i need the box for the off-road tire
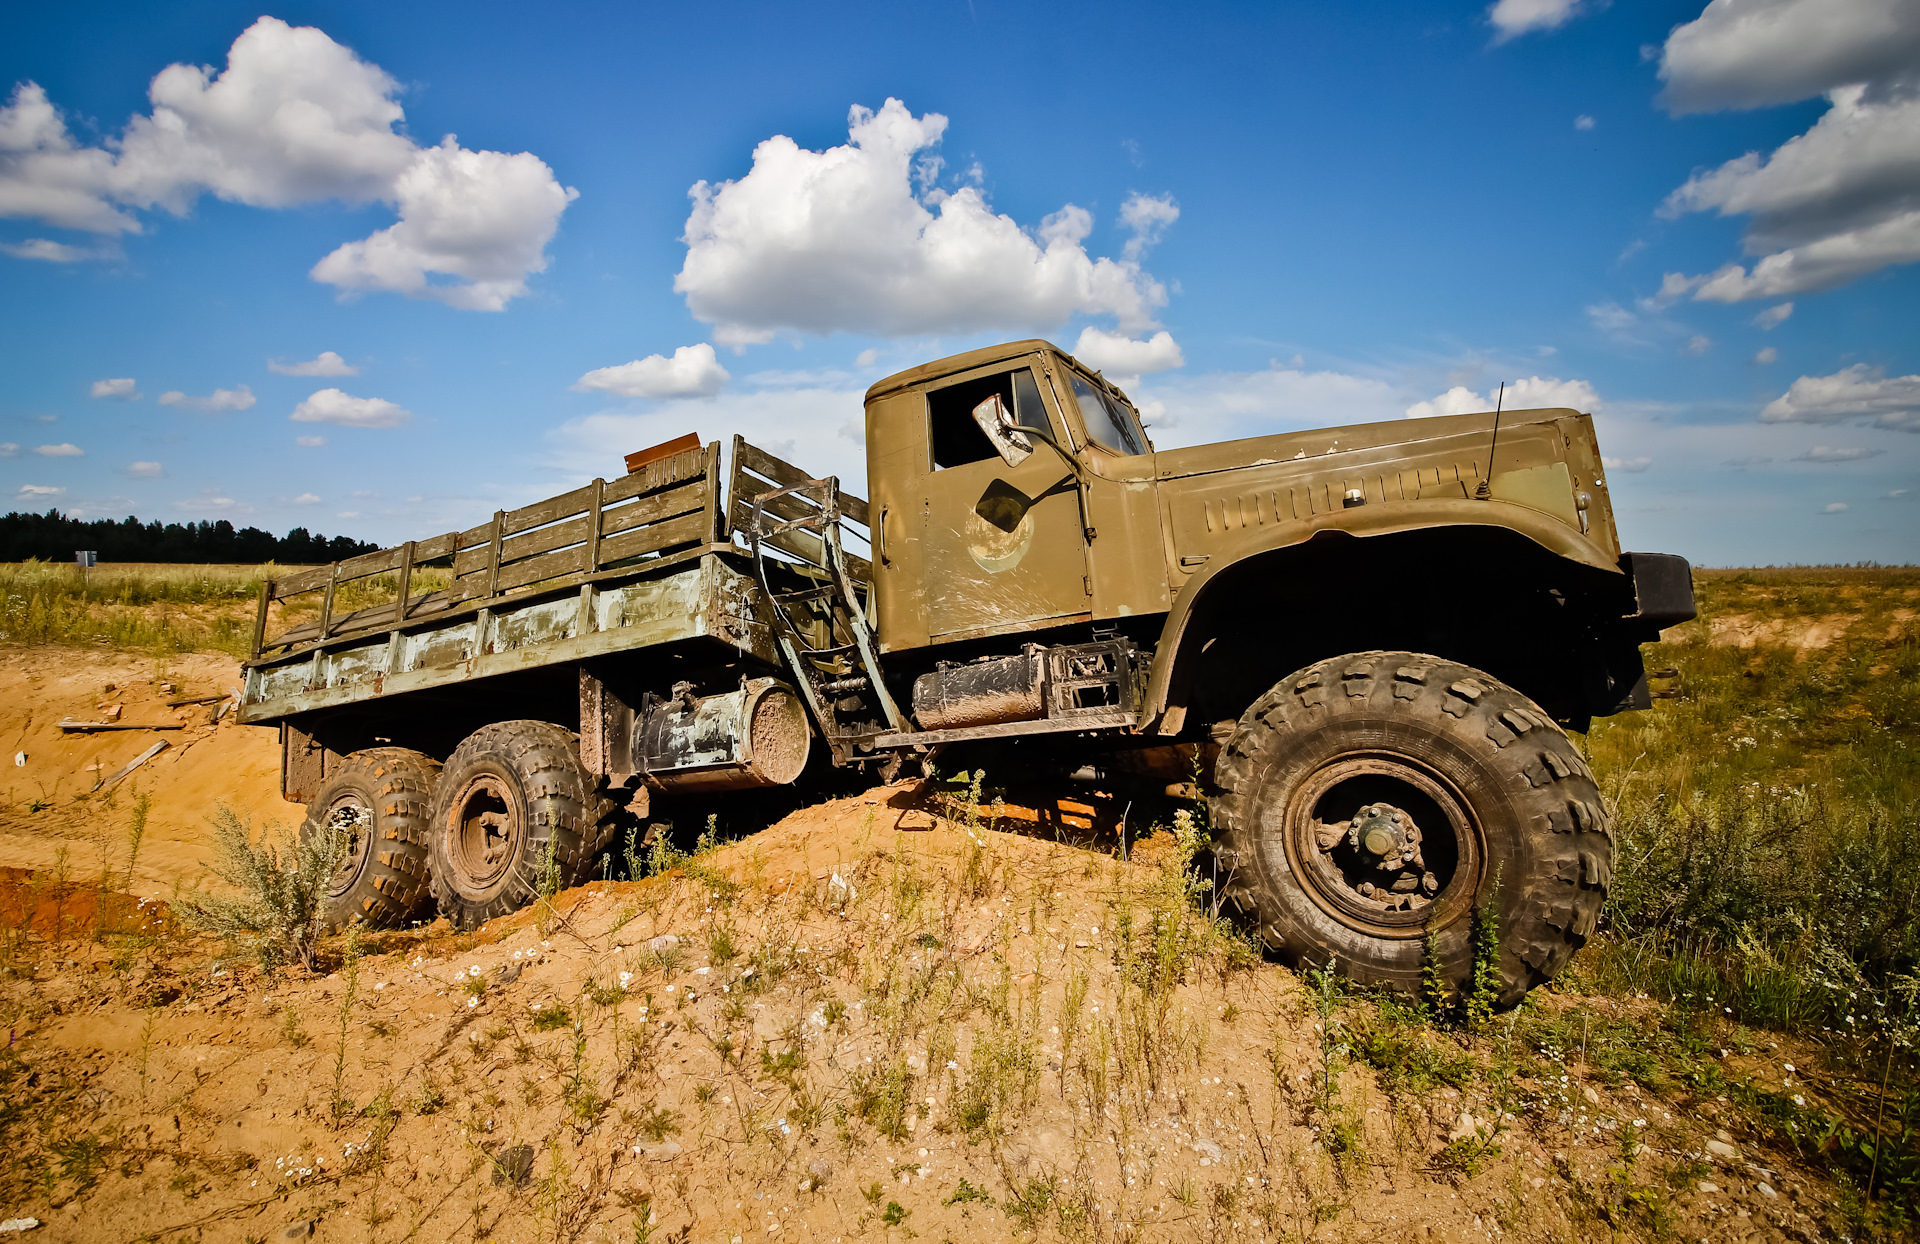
[300,748,440,933]
[1211,651,1611,1006]
[426,720,616,931]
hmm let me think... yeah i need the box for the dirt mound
[0,646,285,894]
[0,786,1842,1242]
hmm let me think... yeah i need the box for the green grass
[1584,567,1920,1033]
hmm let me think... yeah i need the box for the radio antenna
[1474,381,1506,500]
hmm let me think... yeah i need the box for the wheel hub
[322,797,374,898]
[1284,754,1479,934]
[447,775,521,894]
[1324,801,1440,907]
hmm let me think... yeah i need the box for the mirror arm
[1021,425,1097,543]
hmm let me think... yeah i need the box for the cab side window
[928,368,1051,470]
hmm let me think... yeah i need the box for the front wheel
[1210,651,1611,1007]
[426,721,616,931]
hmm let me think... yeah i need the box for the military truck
[239,338,1693,1003]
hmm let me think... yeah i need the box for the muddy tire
[426,720,616,931]
[300,748,440,933]
[1211,651,1611,1007]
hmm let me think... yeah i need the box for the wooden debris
[95,740,170,790]
[165,693,226,707]
[57,719,185,733]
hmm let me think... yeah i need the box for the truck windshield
[1068,374,1148,456]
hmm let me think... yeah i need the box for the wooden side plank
[258,542,725,659]
[596,510,712,565]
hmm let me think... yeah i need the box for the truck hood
[1138,406,1624,572]
[1146,409,1574,482]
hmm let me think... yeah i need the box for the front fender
[1140,499,1628,730]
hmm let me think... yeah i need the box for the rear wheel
[426,721,616,931]
[300,748,440,932]
[1211,651,1611,1006]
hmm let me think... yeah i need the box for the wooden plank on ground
[95,740,170,789]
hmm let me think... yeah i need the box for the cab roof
[864,339,1061,402]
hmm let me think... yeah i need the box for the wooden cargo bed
[238,438,869,726]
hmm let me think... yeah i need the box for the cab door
[913,361,1092,642]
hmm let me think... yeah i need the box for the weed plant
[173,806,342,972]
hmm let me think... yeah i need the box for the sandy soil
[0,787,1836,1243]
[0,647,286,895]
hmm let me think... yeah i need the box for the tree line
[0,508,379,564]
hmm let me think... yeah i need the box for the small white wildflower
[467,997,478,1009]
[1783,1063,1795,1073]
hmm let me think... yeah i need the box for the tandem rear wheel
[1210,651,1613,1008]
[426,720,619,931]
[299,748,441,933]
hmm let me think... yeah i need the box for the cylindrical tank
[634,678,811,793]
[912,647,1046,731]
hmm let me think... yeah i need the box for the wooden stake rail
[252,442,721,659]
[250,439,873,663]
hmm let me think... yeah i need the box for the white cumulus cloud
[0,443,16,457]
[574,343,731,399]
[1822,501,1851,513]
[33,443,82,456]
[0,18,574,310]
[1406,376,1602,419]
[291,492,321,504]
[296,435,327,447]
[1603,456,1655,473]
[1761,364,1920,431]
[90,377,139,400]
[16,484,64,499]
[1657,0,1920,300]
[157,385,255,412]
[1574,114,1597,130]
[1405,386,1490,420]
[1756,346,1779,363]
[269,351,357,377]
[290,388,410,428]
[674,99,1171,345]
[1754,301,1794,329]
[1071,328,1185,378]
[1488,0,1589,42]
[1118,192,1179,262]
[1658,0,1920,113]
[126,461,163,477]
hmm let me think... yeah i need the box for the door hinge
[1084,574,1094,596]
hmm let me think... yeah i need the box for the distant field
[0,559,451,657]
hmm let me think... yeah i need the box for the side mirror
[972,393,1034,468]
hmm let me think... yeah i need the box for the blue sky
[3,0,1916,565]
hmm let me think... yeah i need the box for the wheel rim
[1279,753,1484,938]
[321,795,374,899]
[445,773,523,899]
